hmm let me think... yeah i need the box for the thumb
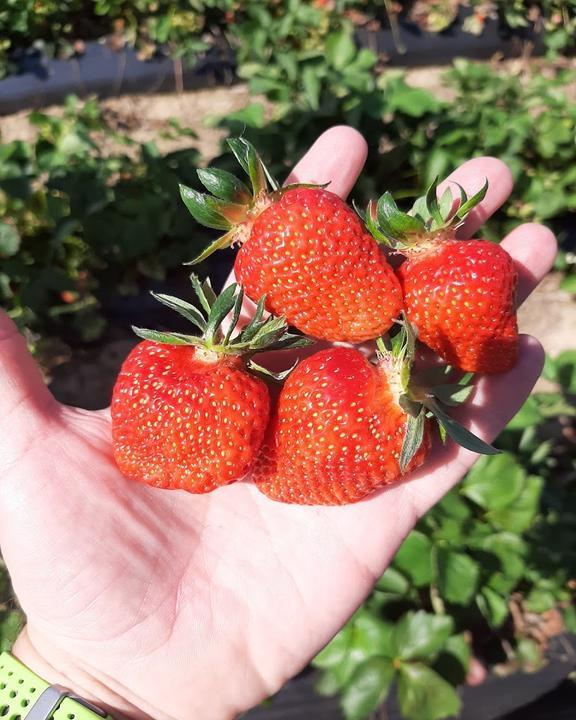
[0,311,58,467]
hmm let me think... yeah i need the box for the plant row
[2,1,576,80]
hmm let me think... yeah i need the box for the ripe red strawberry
[111,276,310,493]
[365,180,518,373]
[252,322,497,505]
[179,138,402,343]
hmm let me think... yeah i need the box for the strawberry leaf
[204,282,239,344]
[455,178,488,220]
[223,285,245,345]
[425,177,444,228]
[179,184,232,230]
[227,137,270,195]
[132,328,196,345]
[400,409,426,473]
[427,399,499,455]
[197,168,251,203]
[150,292,207,332]
[247,358,299,382]
[185,229,237,265]
[376,192,424,239]
[438,187,454,220]
[429,381,474,407]
[190,273,214,314]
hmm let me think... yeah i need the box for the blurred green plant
[217,59,576,257]
[0,96,206,346]
[1,0,576,80]
[313,351,576,719]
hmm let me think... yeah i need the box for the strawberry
[179,137,402,343]
[111,276,310,493]
[364,180,518,374]
[252,322,497,505]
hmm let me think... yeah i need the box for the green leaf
[190,274,213,314]
[438,188,454,220]
[429,401,499,456]
[455,179,488,220]
[555,350,576,393]
[204,283,239,344]
[476,587,508,628]
[524,588,557,614]
[559,274,576,293]
[435,548,480,605]
[376,192,424,239]
[353,612,396,660]
[434,491,471,521]
[429,381,474,407]
[434,634,471,685]
[388,84,441,117]
[132,328,200,346]
[341,658,395,720]
[393,611,453,662]
[196,168,250,203]
[314,669,340,697]
[481,533,527,595]
[179,184,232,230]
[313,612,395,688]
[516,638,544,671]
[223,286,245,345]
[563,606,576,633]
[487,475,543,533]
[377,567,410,595]
[302,65,321,110]
[0,610,23,653]
[461,453,526,510]
[506,396,543,430]
[425,177,444,227]
[151,293,207,332]
[0,223,20,257]
[314,624,354,669]
[223,103,266,129]
[400,410,426,473]
[398,663,461,720]
[227,137,272,194]
[394,531,433,587]
[325,29,357,71]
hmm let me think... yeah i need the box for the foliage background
[0,2,576,719]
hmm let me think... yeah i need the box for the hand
[0,127,556,720]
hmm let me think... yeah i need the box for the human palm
[0,128,555,720]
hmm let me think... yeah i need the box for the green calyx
[377,318,499,473]
[180,136,321,264]
[133,274,313,375]
[363,177,488,250]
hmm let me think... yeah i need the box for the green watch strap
[0,653,114,720]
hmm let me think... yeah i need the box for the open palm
[0,127,555,720]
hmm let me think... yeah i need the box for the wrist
[11,628,150,720]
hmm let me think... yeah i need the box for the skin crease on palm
[0,126,557,720]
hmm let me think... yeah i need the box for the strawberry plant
[0,96,207,347]
[312,351,576,719]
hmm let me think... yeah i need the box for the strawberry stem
[133,274,314,362]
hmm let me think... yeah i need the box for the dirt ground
[2,72,575,400]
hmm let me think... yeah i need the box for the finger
[285,125,368,198]
[438,157,513,238]
[0,312,58,465]
[501,223,557,306]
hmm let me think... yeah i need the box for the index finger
[285,126,368,198]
